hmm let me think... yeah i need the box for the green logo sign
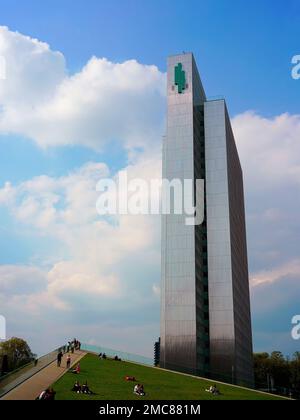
[174,63,186,94]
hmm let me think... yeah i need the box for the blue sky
[0,0,299,357]
[1,0,299,116]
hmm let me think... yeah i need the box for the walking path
[1,350,86,400]
[0,348,61,397]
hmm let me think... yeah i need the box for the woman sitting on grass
[72,363,80,374]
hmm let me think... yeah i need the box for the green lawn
[52,353,286,400]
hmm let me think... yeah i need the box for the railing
[81,343,153,367]
[206,95,225,101]
[0,344,67,398]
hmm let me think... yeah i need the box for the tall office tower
[160,53,254,387]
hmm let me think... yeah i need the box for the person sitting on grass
[125,375,136,381]
[205,384,220,395]
[37,389,48,400]
[134,384,146,396]
[72,363,80,374]
[37,388,56,400]
[72,381,82,393]
[82,381,94,394]
[45,388,56,400]
[139,384,145,396]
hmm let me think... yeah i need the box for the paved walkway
[0,349,61,397]
[1,350,86,400]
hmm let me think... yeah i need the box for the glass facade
[160,53,254,387]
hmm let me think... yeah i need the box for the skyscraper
[160,53,254,387]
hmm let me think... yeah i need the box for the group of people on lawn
[72,380,93,394]
[39,341,223,400]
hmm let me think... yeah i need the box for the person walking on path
[57,351,63,367]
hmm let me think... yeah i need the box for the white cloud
[0,26,166,151]
[250,259,300,287]
[0,151,161,357]
[0,26,65,106]
[0,24,166,299]
[1,25,300,356]
[232,112,300,189]
[233,112,300,320]
[5,161,109,229]
[47,261,119,300]
[0,181,15,205]
[152,284,160,297]
[0,265,47,295]
[0,151,161,309]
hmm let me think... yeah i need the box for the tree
[253,353,271,389]
[269,351,289,391]
[0,355,8,376]
[0,337,35,373]
[293,352,300,362]
[290,352,300,399]
[254,351,293,397]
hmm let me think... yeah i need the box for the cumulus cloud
[0,149,161,354]
[0,265,47,295]
[0,25,299,356]
[0,26,166,151]
[0,26,65,106]
[233,112,300,298]
[231,112,300,353]
[0,151,161,310]
[250,263,300,354]
[232,112,300,189]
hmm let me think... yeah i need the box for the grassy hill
[52,353,286,400]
